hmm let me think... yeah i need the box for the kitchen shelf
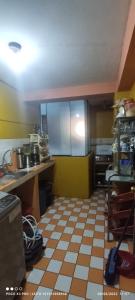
[96,172,105,175]
[94,155,112,189]
[95,161,111,165]
[95,184,108,188]
[112,116,135,175]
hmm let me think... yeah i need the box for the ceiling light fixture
[8,41,22,53]
[0,40,38,74]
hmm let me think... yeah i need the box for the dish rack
[29,134,49,162]
[107,191,134,240]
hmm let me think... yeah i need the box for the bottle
[16,147,24,169]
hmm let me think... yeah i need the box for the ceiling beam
[24,81,116,102]
[117,0,135,91]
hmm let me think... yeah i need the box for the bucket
[117,250,135,278]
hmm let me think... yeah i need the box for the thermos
[31,144,40,166]
[16,147,24,169]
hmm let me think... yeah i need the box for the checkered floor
[21,189,135,300]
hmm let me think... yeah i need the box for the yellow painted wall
[53,154,93,198]
[115,82,135,101]
[0,81,39,138]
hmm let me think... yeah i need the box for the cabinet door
[47,102,71,155]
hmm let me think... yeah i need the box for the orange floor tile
[20,189,135,300]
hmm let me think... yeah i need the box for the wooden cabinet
[53,154,93,198]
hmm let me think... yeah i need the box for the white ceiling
[0,0,131,93]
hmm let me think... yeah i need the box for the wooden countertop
[0,160,55,192]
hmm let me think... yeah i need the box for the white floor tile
[63,200,70,204]
[79,213,88,218]
[104,248,110,259]
[96,215,105,221]
[57,240,69,250]
[50,232,62,240]
[89,209,96,214]
[58,220,67,226]
[64,227,74,234]
[55,275,72,293]
[45,224,55,231]
[83,230,94,237]
[59,206,66,211]
[86,218,95,224]
[77,201,83,204]
[68,295,85,300]
[33,286,53,300]
[93,238,104,248]
[41,217,51,224]
[69,216,78,222]
[53,214,61,220]
[82,205,89,209]
[64,251,78,264]
[95,225,104,233]
[44,248,55,258]
[47,259,62,273]
[90,256,103,270]
[79,244,92,255]
[97,207,104,212]
[98,200,105,203]
[71,235,82,244]
[120,291,135,300]
[91,203,97,207]
[63,211,71,215]
[48,209,56,214]
[68,204,75,208]
[74,265,89,280]
[86,282,103,300]
[73,208,81,212]
[27,269,44,284]
[75,222,85,229]
[43,237,48,245]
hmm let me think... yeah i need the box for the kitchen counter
[0,161,55,192]
[0,160,55,221]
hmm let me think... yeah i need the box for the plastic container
[120,159,132,176]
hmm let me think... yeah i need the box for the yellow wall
[115,82,135,101]
[0,81,39,138]
[53,154,93,198]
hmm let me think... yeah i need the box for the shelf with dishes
[112,116,135,176]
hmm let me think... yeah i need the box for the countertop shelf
[0,160,55,222]
[94,155,112,188]
[0,161,55,192]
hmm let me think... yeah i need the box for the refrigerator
[41,100,88,156]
